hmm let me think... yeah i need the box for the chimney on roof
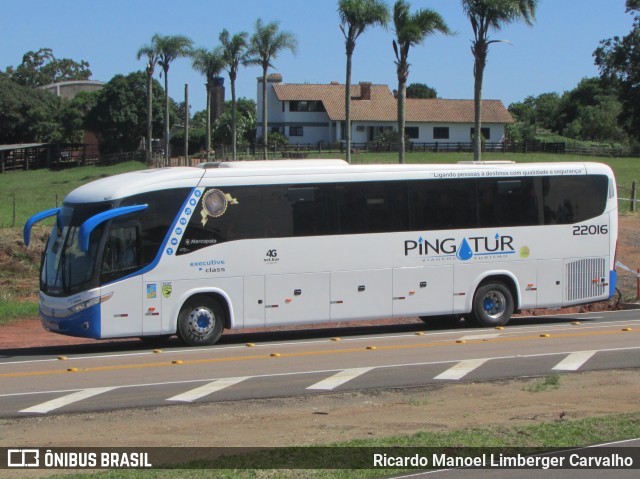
[257,73,283,84]
[359,82,372,100]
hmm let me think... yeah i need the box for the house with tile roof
[256,74,514,146]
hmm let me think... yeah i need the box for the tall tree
[594,0,640,143]
[218,29,250,161]
[136,42,160,165]
[6,48,91,87]
[392,0,451,163]
[153,34,193,166]
[461,0,538,161]
[191,47,225,161]
[84,71,166,155]
[250,19,298,159]
[406,82,438,98]
[338,0,390,163]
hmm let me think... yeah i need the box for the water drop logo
[456,238,474,261]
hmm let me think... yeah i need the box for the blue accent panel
[609,270,617,298]
[23,208,60,246]
[40,303,101,339]
[78,204,148,252]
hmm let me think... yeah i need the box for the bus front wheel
[471,282,514,327]
[177,296,224,346]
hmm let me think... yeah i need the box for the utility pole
[184,84,189,167]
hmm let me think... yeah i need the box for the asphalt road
[0,310,639,418]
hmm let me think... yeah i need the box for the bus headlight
[67,293,113,314]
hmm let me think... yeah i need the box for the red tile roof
[273,83,514,124]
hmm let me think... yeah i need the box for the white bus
[24,159,618,346]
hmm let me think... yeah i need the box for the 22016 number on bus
[572,225,608,235]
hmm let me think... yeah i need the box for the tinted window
[101,224,140,284]
[542,175,608,224]
[337,181,409,234]
[477,177,540,227]
[408,179,477,230]
[122,188,191,265]
[179,184,339,253]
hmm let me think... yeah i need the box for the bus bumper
[40,303,101,339]
[609,270,617,299]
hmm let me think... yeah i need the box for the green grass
[524,374,561,393]
[0,161,146,228]
[29,412,640,478]
[0,298,38,326]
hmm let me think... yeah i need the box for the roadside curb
[620,302,640,310]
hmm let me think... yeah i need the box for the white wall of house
[257,79,507,145]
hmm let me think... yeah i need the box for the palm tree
[154,34,193,166]
[393,0,451,164]
[250,19,298,159]
[136,42,159,166]
[338,0,390,163]
[462,0,538,161]
[218,29,250,161]
[191,48,225,162]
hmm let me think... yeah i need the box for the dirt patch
[1,370,639,449]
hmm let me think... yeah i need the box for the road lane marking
[19,387,117,414]
[434,359,489,380]
[1,327,638,380]
[306,367,374,390]
[459,333,501,340]
[167,377,249,402]
[552,351,597,371]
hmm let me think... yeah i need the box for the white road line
[306,367,374,390]
[166,377,249,402]
[552,351,597,371]
[19,387,117,414]
[434,359,489,380]
[459,333,501,340]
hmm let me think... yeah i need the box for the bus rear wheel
[177,296,224,346]
[470,282,514,327]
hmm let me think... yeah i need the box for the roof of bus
[63,160,615,203]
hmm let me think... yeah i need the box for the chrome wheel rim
[482,290,506,319]
[188,307,215,336]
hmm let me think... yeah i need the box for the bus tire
[177,296,224,346]
[471,282,513,327]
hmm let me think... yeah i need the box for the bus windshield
[41,204,109,296]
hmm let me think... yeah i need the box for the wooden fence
[0,144,145,174]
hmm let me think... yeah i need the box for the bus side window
[101,225,140,283]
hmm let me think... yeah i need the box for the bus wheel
[177,297,224,346]
[471,282,514,327]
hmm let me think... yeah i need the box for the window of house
[289,100,326,112]
[433,127,449,140]
[289,126,303,137]
[405,127,419,139]
[470,127,491,140]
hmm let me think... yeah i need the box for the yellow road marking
[0,328,636,379]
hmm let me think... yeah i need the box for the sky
[1,0,635,113]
